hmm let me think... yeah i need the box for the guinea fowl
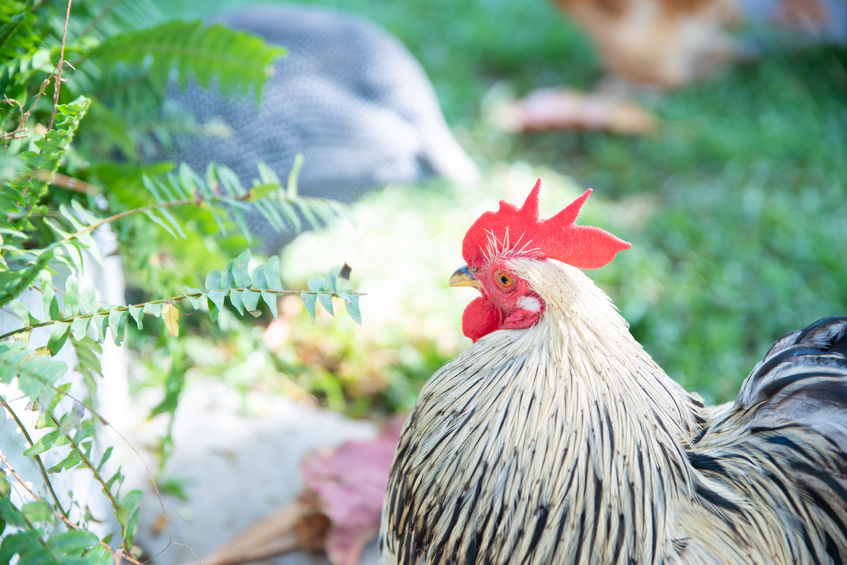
[169,3,478,251]
[379,180,847,564]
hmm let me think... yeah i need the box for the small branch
[48,0,73,131]
[0,449,145,564]
[11,365,175,563]
[0,397,69,519]
[47,412,134,555]
[1,96,28,142]
[36,170,101,195]
[0,452,61,560]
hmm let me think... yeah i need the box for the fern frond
[1,251,362,343]
[2,96,90,229]
[85,20,285,103]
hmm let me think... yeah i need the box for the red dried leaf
[299,416,405,565]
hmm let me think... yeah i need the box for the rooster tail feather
[737,316,847,450]
[684,317,847,562]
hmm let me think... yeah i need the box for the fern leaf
[87,20,285,102]
[3,97,90,229]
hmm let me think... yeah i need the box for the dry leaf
[162,302,180,337]
[492,88,657,135]
[299,416,405,565]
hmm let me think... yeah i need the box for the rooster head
[450,179,631,341]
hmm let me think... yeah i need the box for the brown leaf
[492,88,657,135]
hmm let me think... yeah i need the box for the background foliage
[1,0,355,561]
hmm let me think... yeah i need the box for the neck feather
[385,258,707,564]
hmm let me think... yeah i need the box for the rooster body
[379,183,847,564]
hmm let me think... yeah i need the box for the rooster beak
[449,265,482,290]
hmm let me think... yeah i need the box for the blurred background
[3,0,845,562]
[142,0,847,409]
[130,1,846,560]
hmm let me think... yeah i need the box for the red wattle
[462,297,501,342]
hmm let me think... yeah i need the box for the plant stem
[48,0,73,131]
[0,396,69,519]
[48,412,134,555]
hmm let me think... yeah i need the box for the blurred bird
[169,3,478,251]
[553,0,847,86]
[380,180,847,563]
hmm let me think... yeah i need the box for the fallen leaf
[299,416,405,565]
[189,417,406,565]
[492,88,657,135]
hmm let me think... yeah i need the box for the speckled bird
[379,180,847,564]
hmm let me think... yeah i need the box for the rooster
[379,180,847,564]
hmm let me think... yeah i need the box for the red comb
[462,179,631,269]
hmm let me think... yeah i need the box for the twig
[0,397,69,519]
[1,96,28,142]
[10,361,179,563]
[0,451,61,560]
[36,170,102,194]
[48,0,73,131]
[0,450,145,564]
[47,411,135,555]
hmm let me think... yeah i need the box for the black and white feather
[380,249,847,564]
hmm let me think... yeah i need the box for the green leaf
[343,293,362,325]
[143,302,162,317]
[286,153,304,198]
[23,430,60,458]
[70,316,90,340]
[96,447,114,473]
[230,250,252,288]
[20,501,53,524]
[206,289,226,312]
[0,473,10,497]
[9,299,36,325]
[260,291,278,318]
[46,530,99,554]
[184,288,204,309]
[242,289,260,316]
[128,305,144,330]
[48,295,63,320]
[228,289,245,315]
[3,97,91,231]
[324,266,340,292]
[318,292,334,316]
[108,310,128,346]
[47,449,82,473]
[205,269,222,290]
[263,256,283,291]
[64,276,80,315]
[301,291,317,321]
[92,313,109,342]
[47,320,72,356]
[79,288,98,315]
[89,21,285,102]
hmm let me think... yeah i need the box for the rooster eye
[495,271,515,290]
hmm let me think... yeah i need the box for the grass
[170,0,846,405]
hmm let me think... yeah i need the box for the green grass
[171,0,846,405]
